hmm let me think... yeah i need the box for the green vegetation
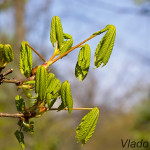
[0,16,116,149]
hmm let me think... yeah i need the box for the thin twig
[25,43,46,62]
[48,35,95,66]
[2,68,13,77]
[0,113,24,118]
[2,75,35,85]
[49,108,93,111]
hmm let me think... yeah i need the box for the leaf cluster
[0,16,116,149]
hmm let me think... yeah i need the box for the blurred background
[0,0,150,149]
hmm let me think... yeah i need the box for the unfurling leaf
[0,44,14,68]
[14,130,25,150]
[3,44,14,63]
[60,38,73,55]
[35,65,47,100]
[15,95,25,113]
[76,107,99,145]
[19,41,33,77]
[75,44,91,81]
[50,16,64,48]
[46,73,61,94]
[46,73,61,109]
[63,33,72,39]
[94,25,116,68]
[59,80,73,114]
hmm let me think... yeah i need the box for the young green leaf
[14,130,25,150]
[60,38,73,55]
[15,95,25,113]
[75,44,91,81]
[50,16,64,48]
[3,44,14,63]
[19,41,33,77]
[94,25,116,68]
[46,78,61,95]
[76,107,99,145]
[60,81,73,114]
[0,44,4,68]
[35,65,47,101]
[50,16,57,47]
[0,44,14,68]
[63,33,72,39]
[23,121,34,134]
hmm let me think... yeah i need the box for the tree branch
[0,113,24,118]
[47,34,96,66]
[25,43,46,62]
[49,107,93,111]
[0,108,93,118]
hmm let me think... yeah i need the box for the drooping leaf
[50,16,64,48]
[35,65,47,100]
[63,33,72,39]
[60,38,73,55]
[3,44,14,63]
[60,81,73,114]
[50,16,57,47]
[19,41,33,77]
[45,73,61,108]
[46,78,61,95]
[75,44,91,81]
[76,107,99,145]
[14,130,25,150]
[94,25,116,68]
[15,95,25,113]
[92,25,109,36]
[0,44,14,68]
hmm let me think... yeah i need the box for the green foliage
[75,44,91,81]
[15,95,25,113]
[59,81,73,114]
[60,38,73,55]
[0,16,116,149]
[19,41,33,77]
[50,16,64,49]
[76,107,99,145]
[94,25,116,68]
[14,130,25,150]
[35,65,48,101]
[0,44,14,68]
[46,73,61,109]
[3,44,14,63]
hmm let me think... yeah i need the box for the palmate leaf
[14,130,25,150]
[94,25,116,68]
[15,95,25,113]
[19,41,33,77]
[59,81,73,114]
[75,44,91,81]
[35,65,47,101]
[50,16,64,48]
[76,107,99,145]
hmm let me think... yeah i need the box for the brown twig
[47,34,96,66]
[25,43,46,62]
[49,107,93,111]
[2,75,35,85]
[0,107,93,118]
[0,113,24,118]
